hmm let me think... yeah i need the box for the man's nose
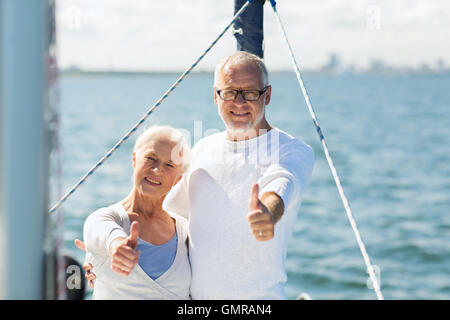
[234,91,246,104]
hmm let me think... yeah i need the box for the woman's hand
[74,239,96,288]
[108,221,141,276]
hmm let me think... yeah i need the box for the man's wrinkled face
[214,61,271,137]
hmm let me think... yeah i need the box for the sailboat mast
[0,0,50,299]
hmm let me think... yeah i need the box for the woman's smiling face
[132,133,184,199]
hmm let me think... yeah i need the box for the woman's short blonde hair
[133,125,191,173]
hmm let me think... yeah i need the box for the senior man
[164,51,314,299]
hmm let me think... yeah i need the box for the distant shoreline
[60,69,450,77]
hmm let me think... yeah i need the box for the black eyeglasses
[216,86,268,101]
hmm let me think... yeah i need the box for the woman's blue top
[136,232,177,280]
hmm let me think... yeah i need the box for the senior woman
[79,125,191,299]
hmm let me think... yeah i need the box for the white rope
[48,0,254,215]
[269,0,384,300]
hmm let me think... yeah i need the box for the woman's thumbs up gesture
[109,221,141,276]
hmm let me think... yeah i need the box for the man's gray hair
[214,51,269,87]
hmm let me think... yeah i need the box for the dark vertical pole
[233,0,265,58]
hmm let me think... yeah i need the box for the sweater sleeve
[259,140,314,212]
[163,168,191,220]
[83,207,128,256]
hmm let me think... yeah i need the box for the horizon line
[59,68,450,76]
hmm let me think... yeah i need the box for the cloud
[56,0,450,71]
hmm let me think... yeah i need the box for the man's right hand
[108,221,141,276]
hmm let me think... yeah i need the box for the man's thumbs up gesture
[247,183,275,241]
[109,221,141,276]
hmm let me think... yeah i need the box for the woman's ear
[174,173,183,186]
[132,152,136,168]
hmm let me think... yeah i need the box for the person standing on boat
[78,126,191,299]
[79,52,314,299]
[163,51,314,299]
[166,1,312,299]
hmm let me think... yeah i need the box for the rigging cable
[269,0,384,300]
[48,0,255,214]
[47,0,66,300]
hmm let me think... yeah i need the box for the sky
[56,0,450,72]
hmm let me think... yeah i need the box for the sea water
[55,72,450,300]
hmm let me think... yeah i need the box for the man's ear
[264,85,272,106]
[132,152,136,168]
[213,86,218,105]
